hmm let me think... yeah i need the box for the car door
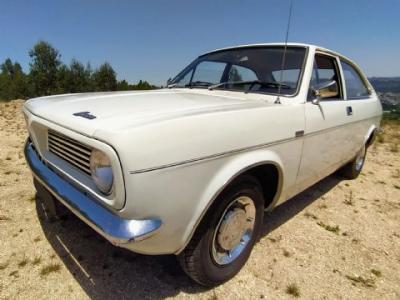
[295,52,354,190]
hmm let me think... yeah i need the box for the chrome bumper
[24,140,161,246]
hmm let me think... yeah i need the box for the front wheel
[339,145,367,179]
[178,176,264,286]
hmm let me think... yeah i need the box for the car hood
[24,89,269,137]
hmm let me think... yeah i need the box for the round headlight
[90,149,113,195]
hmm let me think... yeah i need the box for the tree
[0,58,28,100]
[117,79,130,91]
[136,80,152,90]
[0,40,158,101]
[29,41,61,96]
[69,59,92,92]
[92,62,117,91]
[57,59,92,93]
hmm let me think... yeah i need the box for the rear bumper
[24,140,162,246]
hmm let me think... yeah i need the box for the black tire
[33,178,70,221]
[178,175,264,286]
[339,145,367,180]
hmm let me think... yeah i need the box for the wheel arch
[175,149,284,254]
[364,125,378,148]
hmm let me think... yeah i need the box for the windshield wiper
[185,81,213,88]
[208,80,291,91]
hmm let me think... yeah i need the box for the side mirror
[166,78,172,86]
[311,80,338,104]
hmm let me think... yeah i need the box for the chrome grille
[48,130,92,175]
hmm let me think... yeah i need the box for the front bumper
[24,140,162,246]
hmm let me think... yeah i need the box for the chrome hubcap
[355,146,366,171]
[211,196,256,265]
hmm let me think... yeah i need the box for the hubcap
[355,146,366,171]
[211,196,256,265]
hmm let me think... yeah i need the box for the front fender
[175,148,284,254]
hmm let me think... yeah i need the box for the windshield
[170,46,307,95]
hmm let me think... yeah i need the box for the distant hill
[368,77,400,111]
[368,77,400,93]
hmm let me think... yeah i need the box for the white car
[24,43,382,286]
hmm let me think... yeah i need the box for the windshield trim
[170,45,309,98]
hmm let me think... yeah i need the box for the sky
[1,0,399,85]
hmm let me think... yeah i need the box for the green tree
[57,59,92,93]
[92,62,117,91]
[0,40,158,100]
[117,79,130,91]
[56,64,70,94]
[29,41,61,96]
[69,59,92,92]
[136,80,152,90]
[0,58,28,100]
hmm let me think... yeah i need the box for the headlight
[90,149,113,195]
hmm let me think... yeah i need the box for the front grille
[48,130,92,175]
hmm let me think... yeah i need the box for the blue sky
[1,0,399,85]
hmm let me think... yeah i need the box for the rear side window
[340,61,370,99]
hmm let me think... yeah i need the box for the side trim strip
[129,115,380,174]
[130,136,296,174]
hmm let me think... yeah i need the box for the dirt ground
[0,100,399,300]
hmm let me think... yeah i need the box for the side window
[228,65,258,82]
[340,60,370,99]
[192,61,226,84]
[310,54,342,100]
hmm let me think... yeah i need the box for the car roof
[200,42,358,69]
[201,42,340,57]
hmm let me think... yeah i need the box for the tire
[339,145,367,180]
[33,178,70,221]
[178,175,264,286]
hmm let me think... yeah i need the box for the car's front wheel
[178,175,264,286]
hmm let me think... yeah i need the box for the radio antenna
[275,0,293,104]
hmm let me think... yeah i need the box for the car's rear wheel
[339,145,366,179]
[178,175,264,286]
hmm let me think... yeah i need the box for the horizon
[1,0,399,85]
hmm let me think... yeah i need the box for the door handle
[346,106,353,116]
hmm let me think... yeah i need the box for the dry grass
[317,221,340,235]
[304,211,318,220]
[40,263,62,277]
[390,143,399,153]
[345,275,376,288]
[343,191,354,206]
[32,256,42,266]
[371,269,382,278]
[17,256,29,268]
[0,261,9,270]
[286,283,300,297]
[282,249,291,257]
[0,215,11,221]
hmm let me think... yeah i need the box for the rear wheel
[339,145,366,179]
[178,176,264,286]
